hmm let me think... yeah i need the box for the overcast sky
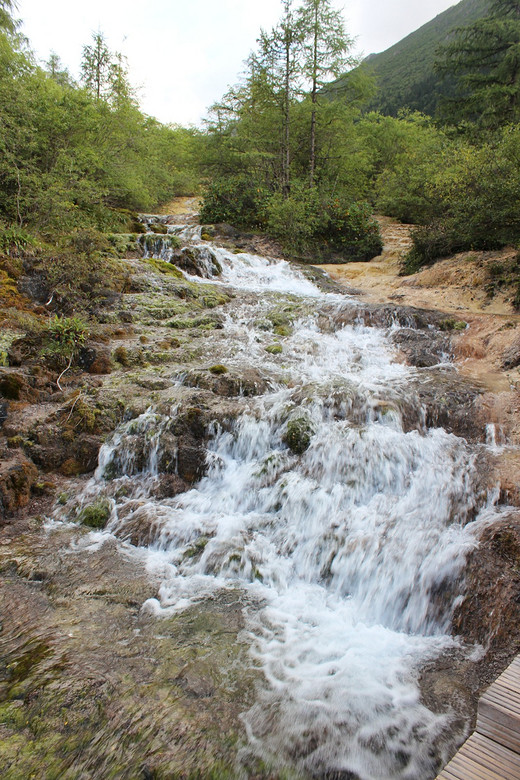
[18,0,458,126]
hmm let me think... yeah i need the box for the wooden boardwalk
[437,657,520,779]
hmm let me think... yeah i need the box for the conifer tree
[81,31,111,100]
[436,0,520,129]
[297,0,355,185]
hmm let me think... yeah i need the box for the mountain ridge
[327,0,491,116]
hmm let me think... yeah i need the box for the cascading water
[86,219,501,779]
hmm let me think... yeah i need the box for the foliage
[399,124,520,271]
[266,186,382,259]
[327,0,489,118]
[436,0,520,129]
[199,176,270,227]
[266,186,322,250]
[0,26,201,234]
[0,224,34,254]
[43,316,88,361]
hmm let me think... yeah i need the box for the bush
[316,200,383,261]
[199,175,269,228]
[43,315,88,362]
[267,189,382,260]
[266,187,321,252]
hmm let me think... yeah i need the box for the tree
[297,0,355,185]
[81,31,111,100]
[46,52,72,87]
[258,0,303,197]
[0,0,18,34]
[436,0,520,130]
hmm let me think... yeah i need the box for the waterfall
[85,219,501,779]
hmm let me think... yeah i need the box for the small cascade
[71,230,504,779]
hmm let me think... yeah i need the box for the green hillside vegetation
[326,0,490,117]
[1,0,520,315]
[0,19,200,237]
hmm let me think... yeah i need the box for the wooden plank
[436,655,520,779]
[448,752,509,780]
[478,698,520,728]
[463,735,520,775]
[477,719,520,754]
[471,733,520,764]
[482,687,520,711]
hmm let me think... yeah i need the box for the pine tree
[436,0,520,129]
[297,0,355,186]
[81,31,111,100]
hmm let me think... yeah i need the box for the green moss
[439,318,467,331]
[273,324,293,337]
[168,314,221,330]
[283,417,315,455]
[77,498,112,530]
[113,345,129,366]
[208,364,228,375]
[144,258,184,278]
[265,343,283,355]
[183,537,210,560]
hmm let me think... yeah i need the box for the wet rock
[453,513,520,668]
[407,370,484,441]
[283,417,315,455]
[154,473,189,499]
[17,272,50,303]
[78,345,112,375]
[502,334,520,369]
[28,424,101,475]
[77,498,112,529]
[0,402,7,428]
[391,328,451,367]
[183,368,270,397]
[170,246,222,278]
[0,454,38,524]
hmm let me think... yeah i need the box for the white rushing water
[90,227,501,779]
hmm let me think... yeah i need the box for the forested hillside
[326,0,490,116]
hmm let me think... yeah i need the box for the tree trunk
[309,4,318,188]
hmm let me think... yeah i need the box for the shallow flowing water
[83,224,500,778]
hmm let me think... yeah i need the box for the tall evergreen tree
[436,0,520,129]
[297,0,355,186]
[81,31,111,100]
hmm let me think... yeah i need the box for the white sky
[17,0,458,126]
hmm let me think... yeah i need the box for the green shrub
[43,316,88,362]
[266,187,321,252]
[199,175,269,228]
[316,200,383,261]
[267,189,382,260]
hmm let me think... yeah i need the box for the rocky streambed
[0,209,519,779]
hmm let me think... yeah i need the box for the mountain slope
[327,0,490,116]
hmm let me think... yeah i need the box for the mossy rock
[209,364,228,375]
[283,417,315,455]
[144,258,184,279]
[265,344,283,355]
[77,498,112,530]
[439,319,467,332]
[273,324,293,337]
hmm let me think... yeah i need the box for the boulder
[0,453,38,524]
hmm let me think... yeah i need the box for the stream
[76,218,501,779]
